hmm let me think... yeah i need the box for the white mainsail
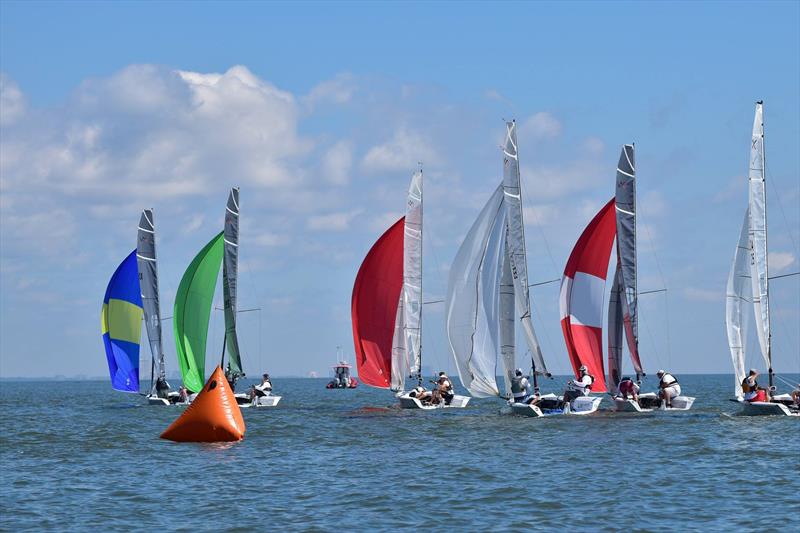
[727,210,751,398]
[446,185,508,397]
[136,208,165,392]
[391,170,423,390]
[502,121,549,376]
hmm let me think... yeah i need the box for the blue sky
[1,1,798,380]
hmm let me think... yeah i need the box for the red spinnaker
[351,217,405,389]
[559,199,617,393]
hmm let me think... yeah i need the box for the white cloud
[361,127,438,173]
[518,112,562,141]
[0,74,26,126]
[252,231,290,247]
[369,211,403,232]
[683,287,721,302]
[582,136,605,156]
[769,251,796,273]
[303,73,355,109]
[321,140,353,185]
[307,209,363,231]
[182,214,204,234]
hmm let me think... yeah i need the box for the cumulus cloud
[321,140,353,185]
[518,112,562,141]
[768,251,796,273]
[303,73,355,109]
[361,127,438,173]
[307,209,363,231]
[0,74,26,126]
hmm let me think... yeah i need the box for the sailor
[410,384,430,401]
[154,376,171,399]
[225,364,239,392]
[510,369,532,404]
[249,373,273,404]
[656,369,681,408]
[792,384,800,407]
[617,376,640,402]
[563,365,594,406]
[741,369,768,402]
[436,371,454,406]
[178,385,189,403]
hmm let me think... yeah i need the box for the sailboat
[173,188,280,407]
[352,169,470,409]
[101,209,180,404]
[447,121,570,417]
[727,101,798,417]
[137,209,181,405]
[605,145,694,412]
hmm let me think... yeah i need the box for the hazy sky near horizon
[1,1,798,381]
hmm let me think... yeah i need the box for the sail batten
[136,209,165,391]
[223,188,243,379]
[101,251,143,393]
[748,102,770,372]
[559,198,617,393]
[173,232,224,393]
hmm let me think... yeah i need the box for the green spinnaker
[173,231,224,393]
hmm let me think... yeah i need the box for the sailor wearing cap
[510,368,532,404]
[563,364,595,407]
[656,369,681,408]
[436,371,454,406]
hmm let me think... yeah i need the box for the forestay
[747,102,770,371]
[223,188,243,379]
[101,251,143,393]
[559,199,617,393]
[446,185,509,397]
[726,210,750,398]
[173,232,224,393]
[136,209,165,391]
[391,171,423,389]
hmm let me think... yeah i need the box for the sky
[1,1,798,381]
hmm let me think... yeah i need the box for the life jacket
[511,376,524,395]
[741,377,757,393]
[660,374,678,388]
[584,373,595,391]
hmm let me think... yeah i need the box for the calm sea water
[1,374,798,531]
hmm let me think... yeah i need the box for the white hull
[738,395,799,417]
[235,393,282,408]
[146,391,183,406]
[397,393,470,410]
[510,394,602,417]
[613,392,695,412]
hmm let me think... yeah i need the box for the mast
[417,166,424,386]
[760,101,772,387]
[222,187,244,382]
[748,101,772,387]
[137,208,166,394]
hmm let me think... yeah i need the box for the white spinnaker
[727,210,751,399]
[748,102,770,371]
[447,185,508,397]
[502,121,548,376]
[391,171,423,390]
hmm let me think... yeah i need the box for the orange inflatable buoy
[160,366,246,442]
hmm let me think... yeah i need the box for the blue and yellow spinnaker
[101,250,143,393]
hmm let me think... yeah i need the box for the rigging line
[528,278,560,288]
[639,288,667,296]
[638,202,672,361]
[423,299,444,305]
[766,167,800,256]
[529,287,558,371]
[769,271,800,281]
[774,373,799,390]
[214,307,262,313]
